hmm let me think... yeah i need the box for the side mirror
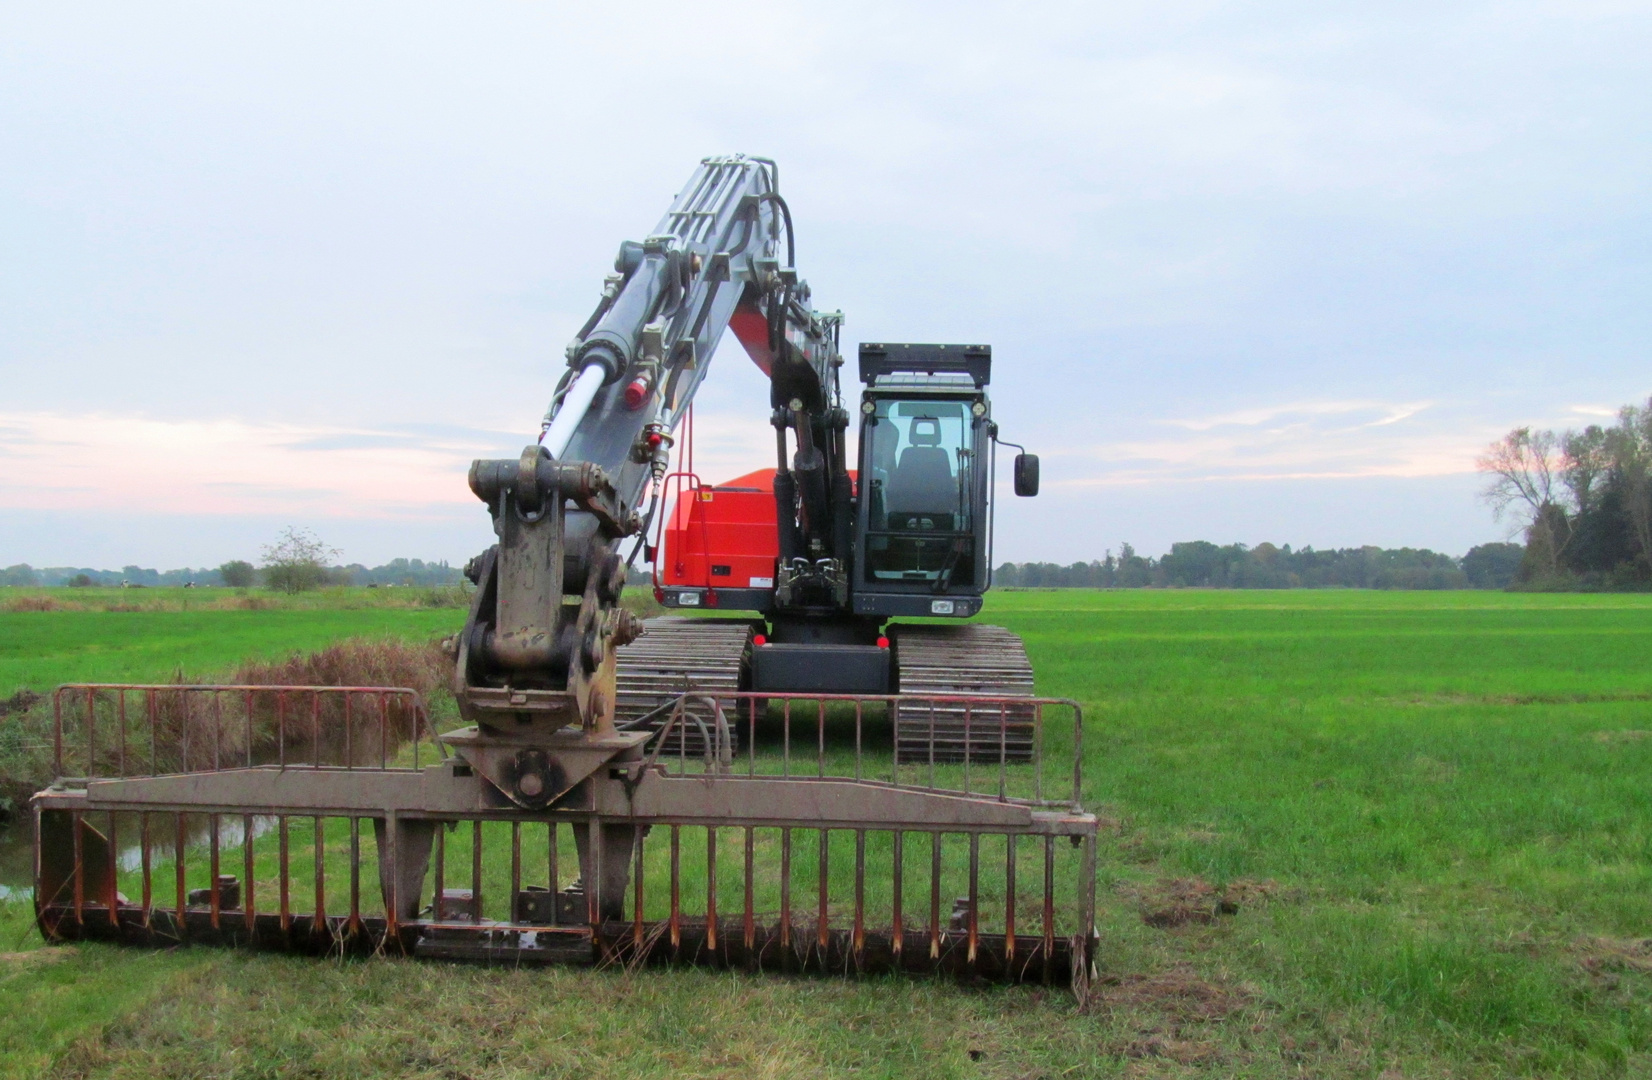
[1013,453,1039,497]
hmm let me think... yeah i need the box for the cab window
[862,400,976,585]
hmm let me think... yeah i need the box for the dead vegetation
[229,637,448,699]
[0,691,41,719]
[1577,935,1652,976]
[1125,876,1280,929]
[1,595,58,613]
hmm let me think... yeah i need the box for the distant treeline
[995,541,1526,590]
[0,558,464,589]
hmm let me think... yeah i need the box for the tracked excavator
[32,157,1097,993]
[462,156,1046,759]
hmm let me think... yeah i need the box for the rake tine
[669,824,681,953]
[470,820,482,924]
[510,821,522,921]
[929,832,941,960]
[433,822,445,921]
[548,822,559,924]
[588,817,603,957]
[891,830,903,964]
[779,827,792,953]
[853,830,865,968]
[1042,835,1055,984]
[140,812,152,928]
[244,813,256,939]
[175,813,187,936]
[633,827,646,950]
[1005,833,1017,965]
[743,826,755,955]
[816,828,829,951]
[314,816,326,940]
[706,827,718,956]
[279,816,291,936]
[351,817,363,933]
[209,814,220,930]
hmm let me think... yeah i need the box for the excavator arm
[456,156,845,740]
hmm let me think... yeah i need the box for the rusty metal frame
[33,684,1098,1000]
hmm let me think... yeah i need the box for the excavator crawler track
[615,617,757,754]
[891,624,1037,763]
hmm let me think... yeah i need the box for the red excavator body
[659,468,856,604]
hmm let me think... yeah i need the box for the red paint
[727,302,773,375]
[659,467,858,593]
[660,468,778,589]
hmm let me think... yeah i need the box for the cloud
[1043,399,1496,488]
[0,409,785,523]
[1162,399,1434,432]
[0,412,520,517]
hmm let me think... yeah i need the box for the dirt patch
[1094,965,1251,1024]
[0,690,41,718]
[1578,936,1652,975]
[1128,877,1278,928]
[1121,1036,1222,1065]
[1096,965,1251,1068]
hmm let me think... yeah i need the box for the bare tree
[1477,427,1571,577]
[261,527,340,593]
[1613,398,1652,573]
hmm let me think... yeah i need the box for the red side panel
[661,467,857,590]
[663,469,779,589]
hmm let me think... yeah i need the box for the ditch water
[0,814,284,901]
[0,823,31,899]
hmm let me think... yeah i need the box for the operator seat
[887,417,956,523]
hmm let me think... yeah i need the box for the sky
[1,1,1648,570]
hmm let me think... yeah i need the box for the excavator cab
[851,343,1019,620]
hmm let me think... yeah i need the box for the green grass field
[0,587,467,694]
[1,588,1650,1078]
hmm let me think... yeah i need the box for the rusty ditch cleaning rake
[33,683,1099,998]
